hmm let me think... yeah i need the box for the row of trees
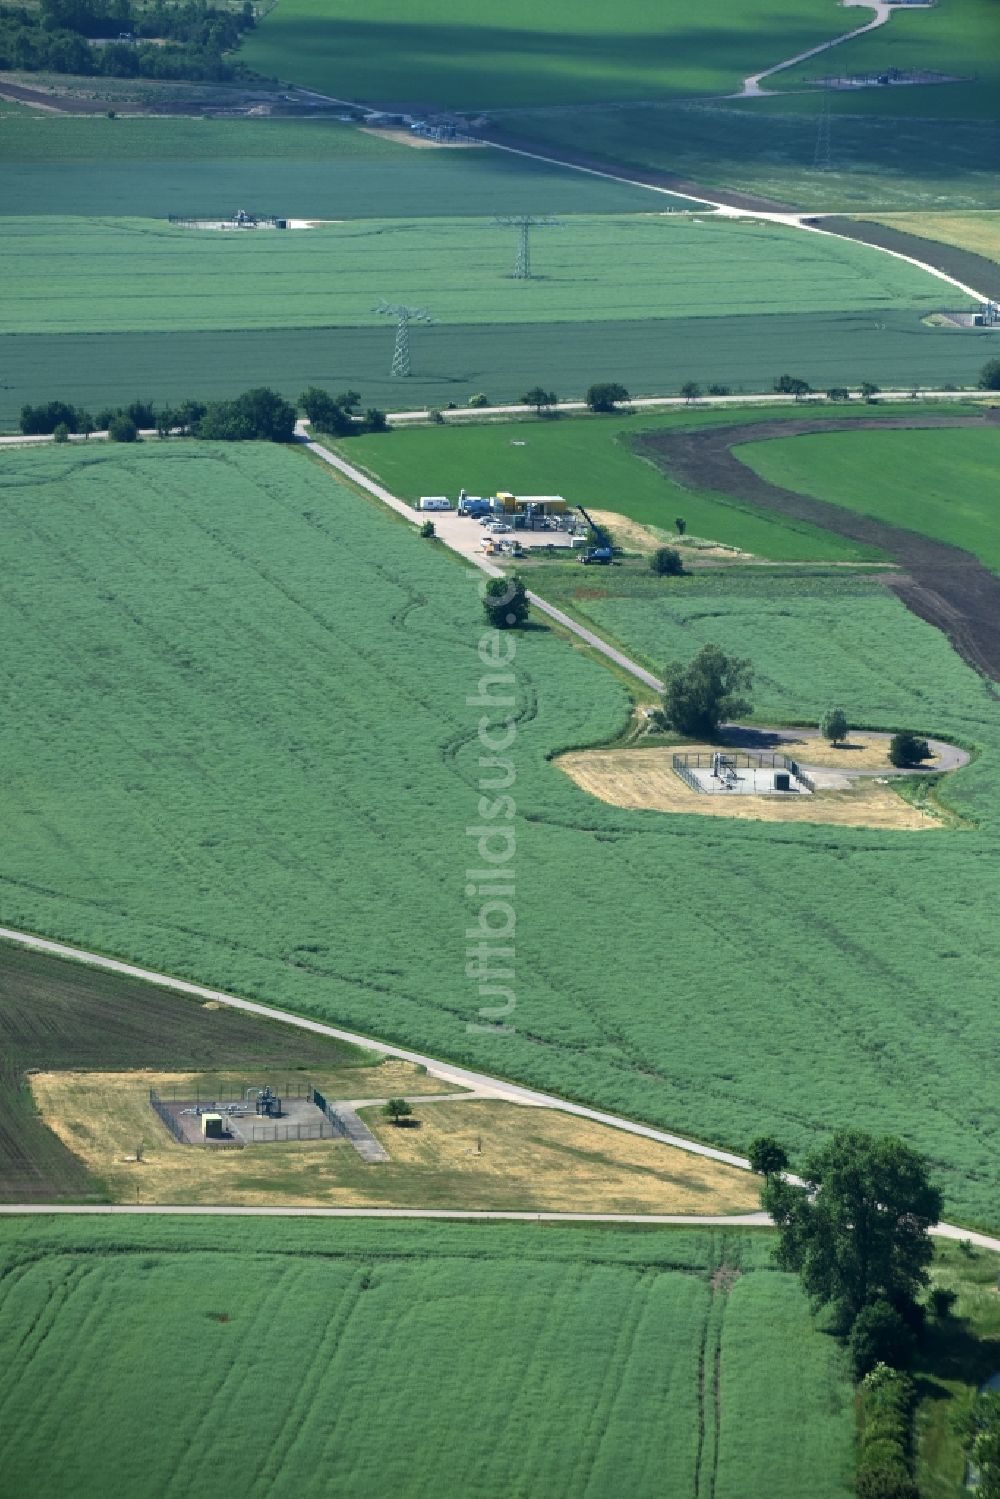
[0,0,254,81]
[19,388,394,443]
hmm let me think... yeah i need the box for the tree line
[19,387,390,443]
[0,0,255,82]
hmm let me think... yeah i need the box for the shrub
[978,357,1000,391]
[888,731,931,768]
[419,520,436,538]
[650,546,684,576]
[467,392,490,408]
[826,387,850,402]
[774,374,811,398]
[53,422,70,443]
[19,399,88,435]
[427,408,445,424]
[585,382,630,412]
[364,408,389,433]
[928,1285,957,1319]
[850,1301,915,1379]
[108,413,138,443]
[706,384,730,396]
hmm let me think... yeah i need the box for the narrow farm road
[738,0,892,97]
[0,924,996,1248]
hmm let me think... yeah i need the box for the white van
[418,496,452,511]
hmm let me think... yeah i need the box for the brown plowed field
[636,413,1000,683]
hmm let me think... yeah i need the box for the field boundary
[0,926,996,1246]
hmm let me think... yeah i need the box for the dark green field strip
[0,155,674,220]
[0,311,989,430]
[0,940,367,1202]
[821,217,1000,303]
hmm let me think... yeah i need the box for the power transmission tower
[374,300,433,377]
[813,92,832,172]
[493,215,561,279]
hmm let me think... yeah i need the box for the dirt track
[636,413,1000,683]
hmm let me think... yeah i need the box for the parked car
[484,521,512,534]
[580,547,614,565]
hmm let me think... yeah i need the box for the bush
[53,422,70,443]
[585,382,629,412]
[108,413,138,443]
[978,357,1000,391]
[650,546,684,576]
[364,408,388,433]
[299,386,352,435]
[826,387,850,402]
[427,408,445,424]
[706,384,730,396]
[888,731,931,768]
[774,374,811,398]
[419,520,436,538]
[19,399,90,435]
[195,388,295,443]
[857,1366,917,1499]
[467,392,490,408]
[820,707,849,745]
[856,1467,918,1499]
[928,1285,957,1319]
[850,1301,915,1379]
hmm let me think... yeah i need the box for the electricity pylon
[375,300,433,377]
[813,93,832,172]
[493,216,561,279]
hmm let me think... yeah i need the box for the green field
[339,406,983,562]
[503,95,1000,212]
[238,0,858,110]
[0,940,369,1203]
[1,439,999,1223]
[2,311,989,434]
[0,117,671,218]
[736,425,1000,572]
[3,212,963,336]
[0,1215,854,1499]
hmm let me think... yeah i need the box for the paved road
[739,0,891,97]
[1,924,997,1248]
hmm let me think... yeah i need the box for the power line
[374,300,434,377]
[493,215,561,279]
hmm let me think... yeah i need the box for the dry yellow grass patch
[769,731,938,771]
[30,1070,758,1214]
[556,745,941,830]
[863,212,1000,266]
[360,1100,760,1214]
[357,126,476,149]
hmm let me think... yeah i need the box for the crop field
[736,426,1000,572]
[502,96,1000,212]
[3,212,961,337]
[237,0,860,111]
[0,938,370,1202]
[0,1216,855,1499]
[2,311,989,434]
[1,440,999,1223]
[0,117,669,219]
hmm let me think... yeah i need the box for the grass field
[238,0,860,110]
[0,939,371,1202]
[2,212,962,336]
[337,406,962,562]
[502,95,1000,211]
[862,211,1000,267]
[0,1215,855,1499]
[1,440,999,1224]
[0,117,671,218]
[736,426,1000,572]
[2,313,989,433]
[31,1068,759,1212]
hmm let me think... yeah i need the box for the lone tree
[650,546,684,577]
[820,708,849,745]
[660,644,752,738]
[826,387,850,403]
[747,1136,789,1178]
[585,382,630,413]
[978,357,1000,391]
[888,731,931,768]
[521,386,557,415]
[483,574,530,630]
[762,1129,942,1325]
[675,517,687,536]
[860,381,880,403]
[680,381,701,404]
[383,1098,413,1126]
[108,413,138,443]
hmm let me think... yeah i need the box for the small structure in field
[201,1112,225,1139]
[673,750,814,796]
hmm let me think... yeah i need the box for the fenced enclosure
[248,1119,337,1143]
[673,750,815,796]
[150,1078,315,1104]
